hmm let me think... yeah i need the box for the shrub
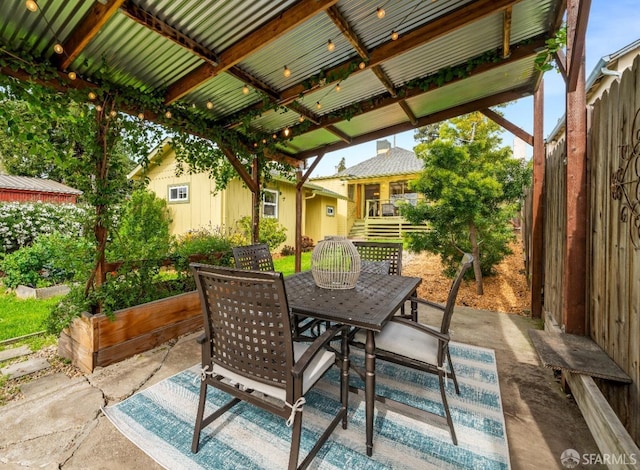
[0,233,93,288]
[281,245,295,256]
[0,202,86,254]
[237,216,287,250]
[107,189,173,262]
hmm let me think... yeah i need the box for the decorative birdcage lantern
[311,236,361,289]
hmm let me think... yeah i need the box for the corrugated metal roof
[0,0,564,162]
[0,175,82,195]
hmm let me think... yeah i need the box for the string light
[88,91,96,100]
[299,116,305,123]
[109,110,117,118]
[67,71,76,80]
[359,61,366,69]
[138,112,144,119]
[391,30,399,41]
[376,7,385,18]
[53,43,64,54]
[283,65,291,78]
[26,0,38,12]
[335,83,341,92]
[316,101,322,110]
[242,84,249,94]
[165,111,172,119]
[272,133,277,139]
[262,138,267,144]
[95,105,102,112]
[206,101,214,109]
[327,39,335,52]
[283,127,291,137]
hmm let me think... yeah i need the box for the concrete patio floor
[0,306,605,469]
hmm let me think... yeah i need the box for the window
[262,189,278,218]
[390,181,410,196]
[168,184,189,203]
[326,205,335,216]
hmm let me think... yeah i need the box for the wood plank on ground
[528,329,632,383]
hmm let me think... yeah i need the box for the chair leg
[446,348,460,395]
[288,412,303,470]
[341,334,350,429]
[191,380,208,453]
[439,373,457,445]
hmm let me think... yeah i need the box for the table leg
[365,330,375,456]
[411,292,418,321]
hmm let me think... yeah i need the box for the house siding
[0,189,78,204]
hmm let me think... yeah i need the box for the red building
[0,175,81,204]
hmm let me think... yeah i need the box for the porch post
[563,0,589,334]
[295,169,303,273]
[531,80,545,318]
[252,156,260,244]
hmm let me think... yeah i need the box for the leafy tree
[402,112,530,294]
[414,123,441,144]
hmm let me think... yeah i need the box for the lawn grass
[273,252,312,276]
[0,290,61,342]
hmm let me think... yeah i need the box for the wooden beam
[480,107,533,146]
[567,0,591,92]
[554,49,568,82]
[119,1,218,65]
[297,87,531,159]
[371,65,396,97]
[278,0,519,104]
[295,169,303,273]
[563,0,588,335]
[297,153,325,190]
[219,146,258,194]
[326,126,352,144]
[399,101,418,126]
[325,5,368,58]
[503,7,512,58]
[56,0,126,70]
[531,81,545,318]
[164,0,340,104]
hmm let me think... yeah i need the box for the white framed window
[168,184,189,203]
[262,189,278,218]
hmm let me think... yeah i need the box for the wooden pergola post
[531,80,545,318]
[563,0,589,334]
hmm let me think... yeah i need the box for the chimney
[376,139,391,155]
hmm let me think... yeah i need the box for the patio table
[285,270,422,456]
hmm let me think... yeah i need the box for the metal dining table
[284,270,422,457]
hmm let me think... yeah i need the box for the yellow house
[128,141,346,249]
[311,140,426,239]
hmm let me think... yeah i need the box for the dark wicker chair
[353,241,402,276]
[232,243,275,271]
[190,264,350,470]
[350,253,473,445]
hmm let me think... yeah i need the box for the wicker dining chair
[350,253,474,446]
[190,264,350,470]
[232,243,275,271]
[353,241,402,276]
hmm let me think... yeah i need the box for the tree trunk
[469,222,484,295]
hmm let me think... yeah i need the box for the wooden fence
[524,55,640,444]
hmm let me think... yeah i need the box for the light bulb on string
[88,91,97,100]
[376,7,385,18]
[26,0,38,12]
[283,127,291,137]
[206,101,214,109]
[391,30,399,41]
[95,105,102,112]
[138,112,144,120]
[298,116,305,123]
[327,39,335,52]
[53,43,64,54]
[242,84,250,95]
[109,110,117,118]
[335,83,341,92]
[316,101,322,110]
[283,65,291,78]
[359,61,366,70]
[67,71,76,80]
[165,111,172,119]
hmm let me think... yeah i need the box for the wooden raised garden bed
[58,290,202,373]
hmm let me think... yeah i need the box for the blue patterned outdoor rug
[103,342,509,469]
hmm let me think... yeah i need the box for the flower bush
[0,202,86,254]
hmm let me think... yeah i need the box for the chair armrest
[196,333,207,344]
[389,317,450,342]
[410,296,445,312]
[292,324,350,378]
